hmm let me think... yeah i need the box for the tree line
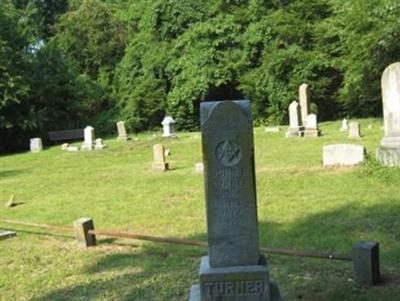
[1,0,399,152]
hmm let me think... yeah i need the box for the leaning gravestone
[189,100,282,301]
[299,83,310,125]
[116,121,129,141]
[376,62,400,166]
[285,101,304,138]
[81,126,95,151]
[152,144,169,172]
[304,114,321,137]
[30,138,43,152]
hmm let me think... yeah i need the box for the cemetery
[1,1,400,301]
[1,113,400,300]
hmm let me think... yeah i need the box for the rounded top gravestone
[201,101,260,268]
[381,62,400,137]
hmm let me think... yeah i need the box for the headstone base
[304,128,320,137]
[162,134,177,138]
[285,127,304,138]
[376,146,400,166]
[189,256,282,301]
[381,136,400,148]
[152,162,169,172]
[81,143,93,151]
[117,135,129,142]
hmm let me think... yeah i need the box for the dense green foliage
[1,0,400,151]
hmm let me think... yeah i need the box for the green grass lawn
[1,119,399,301]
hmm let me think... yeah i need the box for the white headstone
[289,101,301,128]
[306,114,317,129]
[286,101,304,137]
[299,83,310,124]
[304,113,321,137]
[323,144,365,166]
[349,122,361,139]
[382,62,400,137]
[161,116,177,138]
[30,138,43,153]
[340,118,349,132]
[116,121,128,141]
[94,138,106,150]
[81,126,95,150]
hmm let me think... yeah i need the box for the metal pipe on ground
[1,217,381,286]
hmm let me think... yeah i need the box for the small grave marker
[30,138,43,152]
[152,144,169,172]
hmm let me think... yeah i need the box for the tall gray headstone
[376,63,400,165]
[285,101,304,138]
[299,83,310,124]
[189,100,282,301]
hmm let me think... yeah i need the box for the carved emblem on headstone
[215,140,242,166]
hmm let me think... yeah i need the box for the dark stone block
[73,218,96,247]
[352,241,380,286]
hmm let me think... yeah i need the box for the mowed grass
[1,118,400,301]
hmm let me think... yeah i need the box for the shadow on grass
[29,201,400,301]
[0,168,30,178]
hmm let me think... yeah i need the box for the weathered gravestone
[30,138,43,153]
[81,126,95,151]
[376,62,400,165]
[323,144,365,166]
[348,122,361,139]
[162,116,177,138]
[189,100,282,301]
[116,121,129,141]
[299,83,310,125]
[304,114,321,137]
[285,101,304,138]
[94,138,106,150]
[152,144,169,172]
[340,118,349,132]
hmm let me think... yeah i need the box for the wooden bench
[48,129,84,142]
